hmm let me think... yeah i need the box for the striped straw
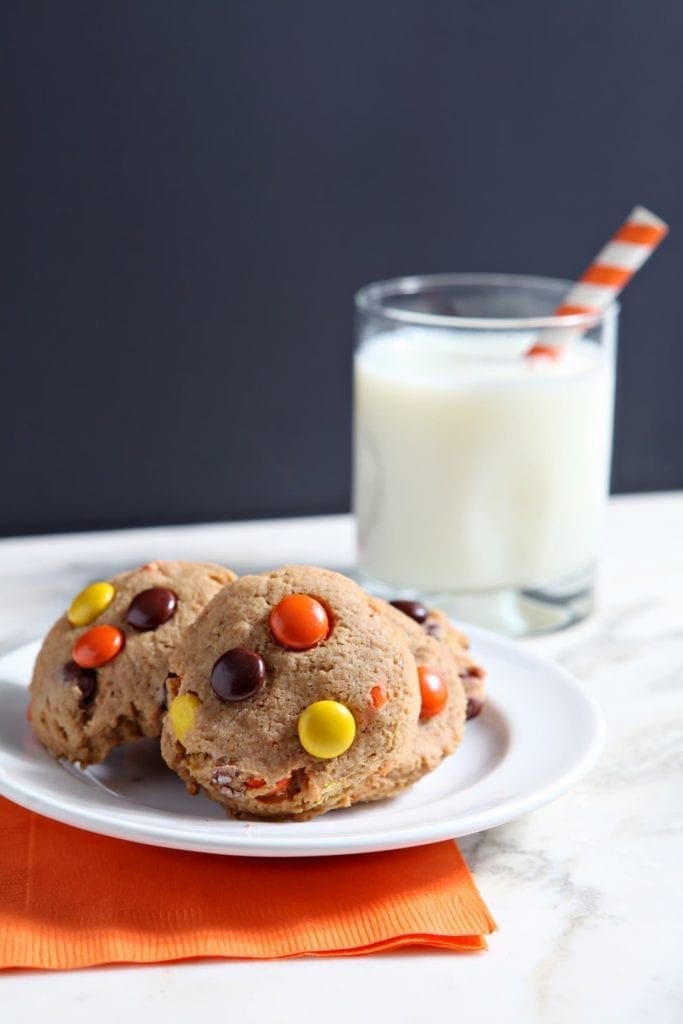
[528,205,669,357]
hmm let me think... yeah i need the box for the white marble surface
[3,493,682,1022]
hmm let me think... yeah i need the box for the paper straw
[528,205,669,357]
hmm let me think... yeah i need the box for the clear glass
[353,273,618,637]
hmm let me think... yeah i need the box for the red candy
[72,624,125,668]
[417,666,448,719]
[269,594,330,650]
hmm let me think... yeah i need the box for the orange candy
[256,776,291,803]
[370,683,388,709]
[418,666,448,720]
[72,624,125,668]
[269,594,330,650]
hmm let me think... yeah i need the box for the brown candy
[211,647,267,702]
[466,696,483,720]
[126,587,177,631]
[424,618,445,639]
[62,659,97,707]
[389,599,429,624]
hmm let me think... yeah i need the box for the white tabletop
[3,493,682,1023]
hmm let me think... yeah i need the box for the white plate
[0,630,603,857]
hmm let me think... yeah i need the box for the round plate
[0,629,603,857]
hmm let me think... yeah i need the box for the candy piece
[370,683,388,709]
[245,775,267,789]
[72,625,124,669]
[211,766,239,792]
[462,664,485,680]
[126,587,177,631]
[390,599,429,624]
[256,776,292,803]
[418,666,448,719]
[424,619,445,639]
[169,692,202,742]
[67,582,115,627]
[297,700,356,759]
[269,594,329,650]
[210,647,266,702]
[466,696,483,720]
[63,659,97,706]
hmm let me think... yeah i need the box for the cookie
[29,560,236,765]
[389,600,487,719]
[361,600,467,798]
[160,565,422,820]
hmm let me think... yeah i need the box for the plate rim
[0,628,605,857]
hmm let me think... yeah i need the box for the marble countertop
[3,492,682,1023]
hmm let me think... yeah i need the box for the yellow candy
[67,582,116,626]
[169,693,202,743]
[297,700,356,759]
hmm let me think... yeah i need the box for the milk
[353,329,615,593]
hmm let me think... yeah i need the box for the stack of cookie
[29,564,486,821]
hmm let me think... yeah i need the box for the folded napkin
[0,796,496,969]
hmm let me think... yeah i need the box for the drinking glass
[353,273,618,636]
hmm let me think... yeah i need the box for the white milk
[353,329,615,592]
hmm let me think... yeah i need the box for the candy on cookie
[68,581,115,626]
[298,700,356,759]
[269,593,330,650]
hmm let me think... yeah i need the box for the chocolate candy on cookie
[29,560,236,765]
[210,648,267,702]
[126,587,178,631]
[389,599,429,625]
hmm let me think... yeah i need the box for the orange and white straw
[529,205,669,357]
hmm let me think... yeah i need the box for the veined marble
[3,494,682,1023]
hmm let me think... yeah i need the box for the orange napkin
[0,796,496,969]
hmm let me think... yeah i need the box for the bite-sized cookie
[389,600,487,719]
[29,560,236,765]
[160,566,421,821]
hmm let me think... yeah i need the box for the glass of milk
[353,274,618,636]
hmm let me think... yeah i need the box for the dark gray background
[2,1,682,537]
